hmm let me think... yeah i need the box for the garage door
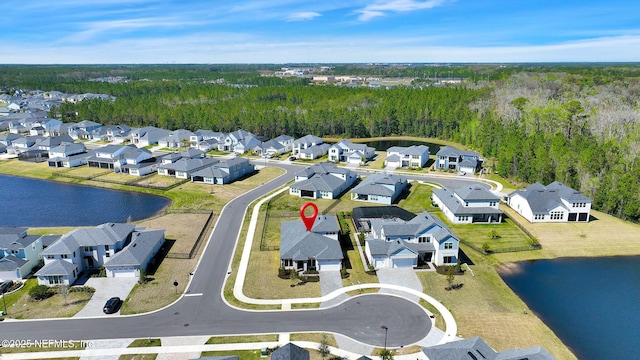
[110,269,137,278]
[318,260,341,271]
[392,258,415,268]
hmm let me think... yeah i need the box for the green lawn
[449,219,534,252]
[206,335,278,344]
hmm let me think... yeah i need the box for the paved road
[1,162,483,348]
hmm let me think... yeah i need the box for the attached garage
[108,268,138,278]
[391,257,416,268]
[318,260,342,271]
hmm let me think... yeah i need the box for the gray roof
[371,211,458,244]
[293,134,323,146]
[35,259,77,276]
[290,173,346,192]
[388,144,429,156]
[508,181,591,213]
[105,230,164,267]
[179,148,205,158]
[49,142,86,154]
[270,343,310,360]
[43,223,135,255]
[40,235,62,248]
[433,188,502,216]
[422,336,556,360]
[294,162,354,178]
[309,215,340,234]
[436,145,480,158]
[351,173,407,197]
[2,235,41,251]
[280,221,343,261]
[0,255,28,270]
[366,239,434,256]
[159,157,219,172]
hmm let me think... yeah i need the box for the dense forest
[1,64,639,222]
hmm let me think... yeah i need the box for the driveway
[376,268,423,303]
[73,277,138,317]
[319,270,348,308]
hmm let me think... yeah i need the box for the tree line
[1,64,638,222]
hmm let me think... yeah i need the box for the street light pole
[381,325,388,350]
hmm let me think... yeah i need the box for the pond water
[363,139,442,153]
[500,256,640,360]
[0,174,171,227]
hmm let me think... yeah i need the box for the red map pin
[299,202,319,231]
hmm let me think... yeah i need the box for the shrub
[482,242,491,253]
[29,285,54,301]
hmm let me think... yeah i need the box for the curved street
[1,161,489,348]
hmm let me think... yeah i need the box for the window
[84,246,93,252]
[105,252,110,258]
[489,201,497,207]
[550,211,564,220]
[283,259,292,267]
[534,214,545,220]
[458,215,469,222]
[46,255,54,259]
[443,256,454,264]
[61,254,68,259]
[418,236,431,243]
[11,250,19,254]
[48,276,63,285]
[104,245,109,251]
[444,242,453,249]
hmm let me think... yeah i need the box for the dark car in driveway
[103,297,121,314]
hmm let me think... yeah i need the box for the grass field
[417,245,577,360]
[2,279,93,320]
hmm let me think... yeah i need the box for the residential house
[29,125,46,136]
[351,173,408,205]
[432,186,503,224]
[292,135,323,156]
[385,145,430,168]
[190,157,255,185]
[435,145,482,174]
[270,343,310,360]
[33,118,62,134]
[328,139,375,165]
[102,124,131,143]
[289,162,357,199]
[47,122,77,137]
[157,157,219,179]
[129,126,171,147]
[8,135,42,154]
[190,130,225,149]
[364,211,460,268]
[506,181,592,223]
[34,134,74,151]
[157,129,195,149]
[104,229,165,278]
[87,144,152,172]
[36,223,136,285]
[0,133,22,147]
[422,337,555,360]
[219,129,258,153]
[0,227,44,280]
[280,216,343,272]
[299,143,331,160]
[47,142,89,168]
[256,135,294,157]
[69,120,102,140]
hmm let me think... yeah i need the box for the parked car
[103,297,121,314]
[288,156,296,161]
[0,280,13,294]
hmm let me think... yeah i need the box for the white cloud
[357,0,449,21]
[286,11,321,21]
[4,32,640,64]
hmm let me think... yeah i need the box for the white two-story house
[432,186,503,224]
[507,181,592,223]
[365,211,460,268]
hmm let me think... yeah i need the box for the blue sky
[2,0,640,63]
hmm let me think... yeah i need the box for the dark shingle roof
[280,221,343,261]
[270,343,310,360]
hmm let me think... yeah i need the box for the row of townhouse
[47,141,256,185]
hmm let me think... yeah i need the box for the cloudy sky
[2,0,640,63]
